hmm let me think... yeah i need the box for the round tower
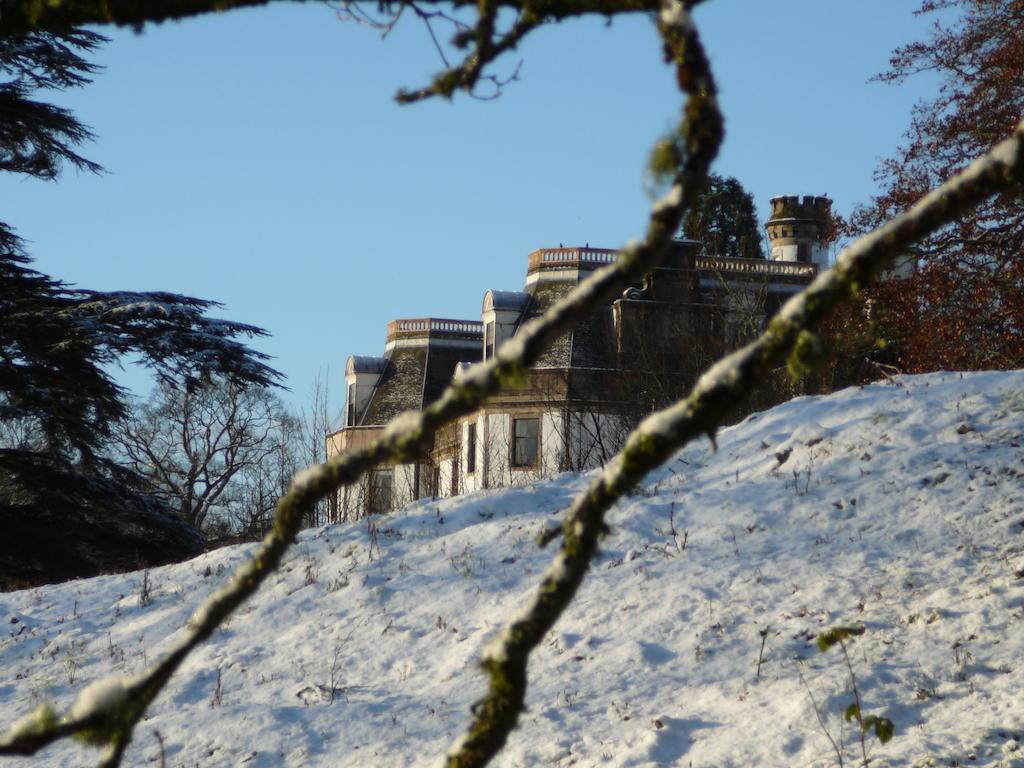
[765,195,832,269]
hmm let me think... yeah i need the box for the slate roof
[423,344,479,408]
[357,322,483,426]
[359,346,429,426]
[346,240,817,427]
[526,280,575,369]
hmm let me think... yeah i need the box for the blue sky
[2,0,945,415]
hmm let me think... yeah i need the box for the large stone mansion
[327,195,833,519]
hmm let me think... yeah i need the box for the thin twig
[756,626,769,680]
[796,661,845,768]
[2,1,1023,765]
[839,638,869,767]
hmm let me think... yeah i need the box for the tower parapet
[765,195,832,269]
[384,318,483,348]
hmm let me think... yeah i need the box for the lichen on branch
[1,0,1024,765]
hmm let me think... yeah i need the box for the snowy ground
[2,371,1023,768]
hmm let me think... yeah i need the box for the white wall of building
[541,411,565,475]
[334,460,420,521]
[482,412,511,487]
[456,409,623,491]
[335,406,629,521]
[770,242,829,269]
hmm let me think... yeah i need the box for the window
[417,462,435,500]
[484,321,495,360]
[466,422,477,474]
[511,417,539,467]
[368,468,393,514]
[346,383,356,426]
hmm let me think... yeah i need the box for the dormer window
[484,321,495,360]
[347,383,356,426]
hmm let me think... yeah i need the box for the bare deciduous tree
[1,3,1023,768]
[297,368,342,527]
[112,377,298,536]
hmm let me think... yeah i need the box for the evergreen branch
[1,2,1022,766]
[0,0,658,36]
[0,0,714,759]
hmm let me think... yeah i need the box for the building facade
[327,196,832,520]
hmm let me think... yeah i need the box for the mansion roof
[340,240,818,429]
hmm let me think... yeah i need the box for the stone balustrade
[386,317,484,340]
[527,247,619,272]
[695,255,819,279]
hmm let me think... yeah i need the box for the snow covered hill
[2,371,1023,768]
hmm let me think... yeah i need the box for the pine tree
[680,173,764,260]
[0,28,103,178]
[0,30,283,587]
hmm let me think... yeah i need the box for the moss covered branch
[443,0,722,762]
[440,118,1024,767]
[1,0,1022,763]
[0,0,714,760]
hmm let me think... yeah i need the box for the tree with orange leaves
[844,0,1024,373]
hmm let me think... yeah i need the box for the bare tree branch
[444,0,722,760]
[1,0,1023,765]
[0,0,660,37]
